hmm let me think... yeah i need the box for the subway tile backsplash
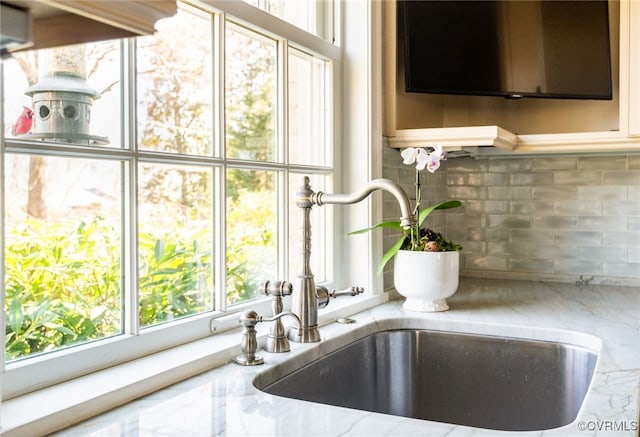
[382,147,640,286]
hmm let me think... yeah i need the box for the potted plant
[349,144,462,311]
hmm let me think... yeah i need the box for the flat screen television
[401,0,613,100]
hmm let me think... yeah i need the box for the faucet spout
[312,178,415,229]
[288,177,415,343]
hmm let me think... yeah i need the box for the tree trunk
[27,156,46,219]
[23,47,87,220]
[13,52,46,219]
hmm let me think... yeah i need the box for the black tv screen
[401,0,613,100]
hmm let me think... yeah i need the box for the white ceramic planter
[393,250,460,312]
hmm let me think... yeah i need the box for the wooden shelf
[387,126,516,152]
[387,126,640,155]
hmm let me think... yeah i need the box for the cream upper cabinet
[384,0,640,154]
[625,0,640,137]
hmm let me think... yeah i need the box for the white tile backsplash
[382,147,640,286]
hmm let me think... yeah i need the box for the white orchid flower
[430,143,446,162]
[426,155,441,173]
[426,144,447,173]
[401,147,430,170]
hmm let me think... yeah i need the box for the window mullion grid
[213,11,225,161]
[1,3,344,404]
[195,0,340,61]
[0,139,139,337]
[278,39,288,165]
[125,38,140,336]
[323,59,337,286]
[214,11,227,311]
[123,158,137,335]
[278,38,289,280]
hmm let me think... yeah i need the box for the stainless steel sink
[255,329,598,431]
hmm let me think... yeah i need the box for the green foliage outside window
[137,227,212,327]
[5,218,121,360]
[5,212,269,361]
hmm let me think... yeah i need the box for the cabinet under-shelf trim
[387,126,516,152]
[387,126,640,155]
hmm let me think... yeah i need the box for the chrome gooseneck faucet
[288,177,415,343]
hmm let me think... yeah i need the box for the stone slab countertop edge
[56,278,640,437]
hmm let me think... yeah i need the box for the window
[2,0,336,398]
[242,0,333,39]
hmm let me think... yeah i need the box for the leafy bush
[5,219,219,361]
[138,228,212,326]
[225,189,276,305]
[6,206,273,360]
[5,218,121,360]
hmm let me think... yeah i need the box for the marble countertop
[56,278,639,436]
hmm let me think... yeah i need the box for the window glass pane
[288,173,327,283]
[137,8,213,156]
[243,0,325,38]
[2,0,336,381]
[4,154,122,361]
[226,169,277,305]
[288,48,328,166]
[225,24,277,162]
[138,163,214,327]
[3,41,122,147]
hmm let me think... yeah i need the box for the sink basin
[255,329,598,431]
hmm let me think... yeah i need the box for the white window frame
[1,0,346,398]
[0,1,386,428]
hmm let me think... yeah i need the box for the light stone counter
[55,278,639,436]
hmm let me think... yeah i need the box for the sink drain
[336,317,356,324]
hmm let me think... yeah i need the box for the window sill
[1,294,386,436]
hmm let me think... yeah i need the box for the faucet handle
[262,280,293,297]
[234,310,264,366]
[234,310,301,366]
[262,280,295,353]
[331,286,365,298]
[316,285,365,309]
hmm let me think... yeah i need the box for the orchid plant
[349,144,462,274]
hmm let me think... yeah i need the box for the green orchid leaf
[376,235,406,275]
[417,200,462,227]
[347,220,402,235]
[349,198,462,276]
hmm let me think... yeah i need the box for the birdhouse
[25,74,108,145]
[23,46,109,145]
